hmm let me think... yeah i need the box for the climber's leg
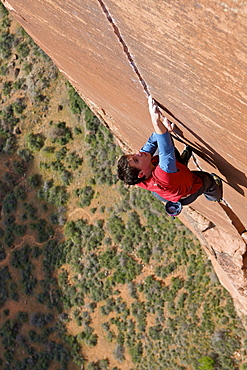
[191,171,223,202]
[204,173,223,202]
[174,145,193,167]
[180,145,193,166]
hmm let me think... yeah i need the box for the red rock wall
[3,0,247,314]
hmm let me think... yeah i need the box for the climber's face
[127,151,153,179]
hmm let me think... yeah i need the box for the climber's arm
[148,96,174,135]
[140,132,158,155]
[148,96,177,173]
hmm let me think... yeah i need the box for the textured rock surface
[3,0,247,314]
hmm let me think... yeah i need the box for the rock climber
[117,96,222,216]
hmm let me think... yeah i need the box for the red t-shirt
[138,161,202,202]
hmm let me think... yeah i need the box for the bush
[0,31,14,59]
[1,105,19,132]
[198,356,215,370]
[2,81,12,95]
[67,82,86,114]
[14,185,27,201]
[51,121,72,145]
[0,266,11,307]
[28,174,42,187]
[39,182,69,206]
[77,186,94,207]
[66,151,83,169]
[13,98,26,114]
[3,193,17,214]
[0,180,9,202]
[17,148,33,162]
[13,78,26,90]
[0,2,8,16]
[13,159,26,175]
[17,311,29,323]
[129,341,143,363]
[113,344,125,362]
[16,42,30,57]
[26,133,45,151]
[107,214,125,242]
[29,312,54,328]
[30,219,53,243]
[22,61,33,74]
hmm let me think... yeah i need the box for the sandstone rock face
[4,0,247,314]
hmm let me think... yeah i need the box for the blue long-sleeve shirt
[140,132,177,173]
[138,131,202,202]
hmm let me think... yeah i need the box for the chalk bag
[165,201,182,217]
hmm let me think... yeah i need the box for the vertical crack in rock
[97,0,150,97]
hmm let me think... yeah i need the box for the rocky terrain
[2,0,247,318]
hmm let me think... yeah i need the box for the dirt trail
[67,207,97,222]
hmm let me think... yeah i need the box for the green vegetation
[26,132,45,151]
[0,4,246,370]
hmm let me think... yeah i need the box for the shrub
[78,186,94,207]
[0,63,8,76]
[17,311,29,323]
[129,341,143,363]
[14,185,27,201]
[29,312,54,328]
[198,356,215,370]
[113,344,125,362]
[28,174,42,187]
[26,133,45,151]
[30,219,53,243]
[2,81,12,96]
[13,159,26,175]
[22,61,33,74]
[18,148,33,162]
[66,151,83,169]
[16,42,30,57]
[0,2,8,16]
[3,193,17,214]
[0,31,14,59]
[107,214,125,242]
[1,105,20,132]
[38,180,69,206]
[67,82,86,114]
[13,98,26,114]
[0,266,11,307]
[13,78,26,90]
[51,121,72,145]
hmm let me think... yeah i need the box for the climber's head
[117,151,153,185]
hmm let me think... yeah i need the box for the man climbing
[117,96,222,216]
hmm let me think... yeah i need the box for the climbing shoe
[211,173,223,202]
[180,145,193,166]
[211,173,222,186]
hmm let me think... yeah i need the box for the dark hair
[117,155,145,185]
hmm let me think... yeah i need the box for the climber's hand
[148,96,161,125]
[148,96,173,134]
[162,116,175,133]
